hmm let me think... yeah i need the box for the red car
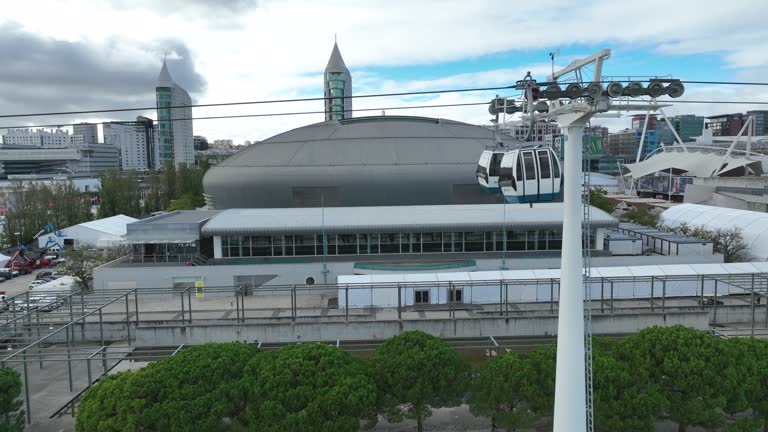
[10,261,35,275]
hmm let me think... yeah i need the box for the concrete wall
[684,184,714,204]
[136,311,712,345]
[34,303,765,345]
[94,253,725,292]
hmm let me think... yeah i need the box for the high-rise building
[631,114,657,131]
[706,113,744,137]
[746,110,768,136]
[155,59,194,168]
[605,128,657,159]
[495,120,561,142]
[324,42,352,121]
[2,128,71,147]
[671,115,705,142]
[73,123,99,145]
[103,116,156,171]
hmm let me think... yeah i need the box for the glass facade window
[337,234,357,255]
[219,228,594,258]
[380,233,400,254]
[295,235,314,256]
[423,232,442,253]
[326,72,348,121]
[464,232,484,252]
[326,234,337,255]
[507,231,526,251]
[253,236,271,256]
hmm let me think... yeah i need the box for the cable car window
[489,153,503,176]
[552,153,560,178]
[523,151,536,180]
[516,154,523,181]
[538,150,551,179]
[498,166,514,188]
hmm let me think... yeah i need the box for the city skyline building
[1,128,72,148]
[72,123,99,145]
[103,116,156,171]
[155,58,194,168]
[324,41,352,121]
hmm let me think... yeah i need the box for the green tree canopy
[97,170,142,218]
[246,343,376,432]
[589,188,615,214]
[592,338,667,432]
[468,352,539,431]
[619,207,660,227]
[0,367,25,432]
[722,338,768,431]
[617,325,728,432]
[2,181,91,247]
[371,330,469,432]
[76,343,260,432]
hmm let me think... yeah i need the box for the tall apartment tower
[73,123,99,145]
[103,116,156,171]
[155,58,194,168]
[324,41,352,121]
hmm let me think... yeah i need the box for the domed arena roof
[203,116,520,209]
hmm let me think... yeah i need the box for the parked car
[13,295,65,312]
[36,271,54,280]
[0,269,13,280]
[28,280,47,289]
[10,262,34,275]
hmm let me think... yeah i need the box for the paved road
[0,267,49,298]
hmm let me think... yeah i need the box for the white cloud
[0,0,765,141]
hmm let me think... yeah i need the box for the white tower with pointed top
[324,41,352,121]
[155,58,194,168]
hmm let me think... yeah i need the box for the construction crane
[4,224,62,270]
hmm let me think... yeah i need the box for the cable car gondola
[497,147,562,203]
[476,150,505,192]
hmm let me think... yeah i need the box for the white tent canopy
[624,148,763,178]
[661,204,768,261]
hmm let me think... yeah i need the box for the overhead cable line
[0,101,490,130]
[0,85,515,119]
[2,79,768,120]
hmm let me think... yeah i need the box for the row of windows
[219,230,587,258]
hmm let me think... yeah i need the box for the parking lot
[0,267,61,299]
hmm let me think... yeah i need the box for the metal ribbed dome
[203,116,521,209]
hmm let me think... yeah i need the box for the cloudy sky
[1,0,767,142]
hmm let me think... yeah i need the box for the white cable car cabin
[476,150,505,192]
[498,147,562,203]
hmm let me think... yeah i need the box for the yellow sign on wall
[196,281,204,298]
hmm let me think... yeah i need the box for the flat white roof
[201,203,617,236]
[338,262,768,285]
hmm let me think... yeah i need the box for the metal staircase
[583,158,595,432]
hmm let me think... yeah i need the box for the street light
[13,232,20,248]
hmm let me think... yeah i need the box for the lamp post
[13,232,20,249]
